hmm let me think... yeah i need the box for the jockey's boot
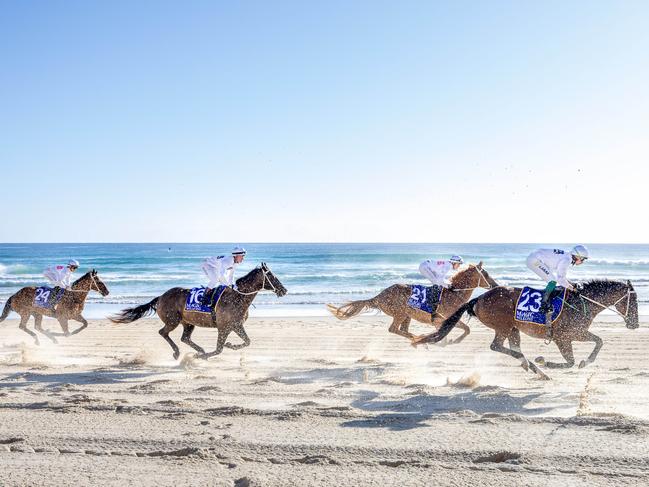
[210,306,218,326]
[201,288,213,306]
[540,281,557,341]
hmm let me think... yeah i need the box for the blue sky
[1,1,647,242]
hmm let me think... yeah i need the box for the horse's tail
[109,297,159,324]
[0,297,13,323]
[327,298,377,320]
[414,298,479,345]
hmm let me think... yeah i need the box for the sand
[1,315,648,486]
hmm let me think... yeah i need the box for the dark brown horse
[0,270,110,344]
[414,279,639,379]
[109,263,287,360]
[327,263,498,343]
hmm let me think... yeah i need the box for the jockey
[526,245,589,330]
[43,259,79,289]
[201,246,247,297]
[419,255,464,288]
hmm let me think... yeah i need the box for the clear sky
[1,1,647,243]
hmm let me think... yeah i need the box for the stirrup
[210,308,218,325]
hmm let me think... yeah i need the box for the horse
[109,263,287,360]
[327,263,498,343]
[0,270,110,344]
[413,279,639,379]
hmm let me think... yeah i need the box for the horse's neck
[580,283,626,316]
[448,272,475,301]
[70,277,90,301]
[236,271,262,296]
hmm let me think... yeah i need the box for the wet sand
[1,315,648,486]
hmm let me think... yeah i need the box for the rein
[451,267,493,292]
[577,286,636,319]
[233,268,277,296]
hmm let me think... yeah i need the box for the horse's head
[89,269,110,296]
[620,280,639,329]
[72,269,110,296]
[453,261,498,290]
[260,262,287,297]
[579,279,638,329]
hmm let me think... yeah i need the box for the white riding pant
[201,263,220,288]
[526,255,556,284]
[418,262,447,287]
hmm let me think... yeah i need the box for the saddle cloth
[514,286,566,325]
[33,286,64,310]
[185,286,226,313]
[407,284,443,314]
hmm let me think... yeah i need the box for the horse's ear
[477,261,483,269]
[92,269,97,275]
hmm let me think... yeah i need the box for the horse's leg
[199,326,231,360]
[224,323,251,350]
[448,320,470,345]
[33,313,58,344]
[69,315,89,335]
[180,324,206,355]
[508,327,521,353]
[398,317,411,334]
[537,338,576,369]
[158,318,181,360]
[51,317,71,337]
[18,313,39,345]
[388,315,414,339]
[490,332,550,380]
[577,332,603,369]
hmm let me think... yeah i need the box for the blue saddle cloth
[33,286,64,310]
[514,286,566,325]
[185,286,226,313]
[407,285,443,314]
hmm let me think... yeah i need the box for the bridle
[578,284,636,320]
[233,266,280,296]
[451,266,494,292]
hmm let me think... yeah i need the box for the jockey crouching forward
[526,245,589,337]
[43,259,80,307]
[419,255,464,288]
[201,247,246,322]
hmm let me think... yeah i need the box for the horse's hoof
[520,358,530,371]
[537,371,551,380]
[173,352,180,360]
[534,356,546,366]
[578,360,588,369]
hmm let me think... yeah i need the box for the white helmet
[449,255,464,264]
[571,245,589,260]
[68,259,80,268]
[232,246,247,256]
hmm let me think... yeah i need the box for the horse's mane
[71,271,92,287]
[577,279,628,298]
[235,266,261,288]
[450,265,475,285]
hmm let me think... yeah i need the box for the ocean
[1,243,648,318]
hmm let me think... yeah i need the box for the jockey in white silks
[201,246,247,291]
[526,245,589,334]
[43,259,80,289]
[419,255,464,288]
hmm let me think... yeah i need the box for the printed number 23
[518,290,542,312]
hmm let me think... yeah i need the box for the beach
[1,315,648,486]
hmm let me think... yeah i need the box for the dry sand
[1,315,648,486]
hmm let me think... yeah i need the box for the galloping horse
[414,279,639,379]
[0,270,110,344]
[327,263,498,343]
[109,263,287,360]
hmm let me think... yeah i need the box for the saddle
[408,284,443,315]
[33,286,65,310]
